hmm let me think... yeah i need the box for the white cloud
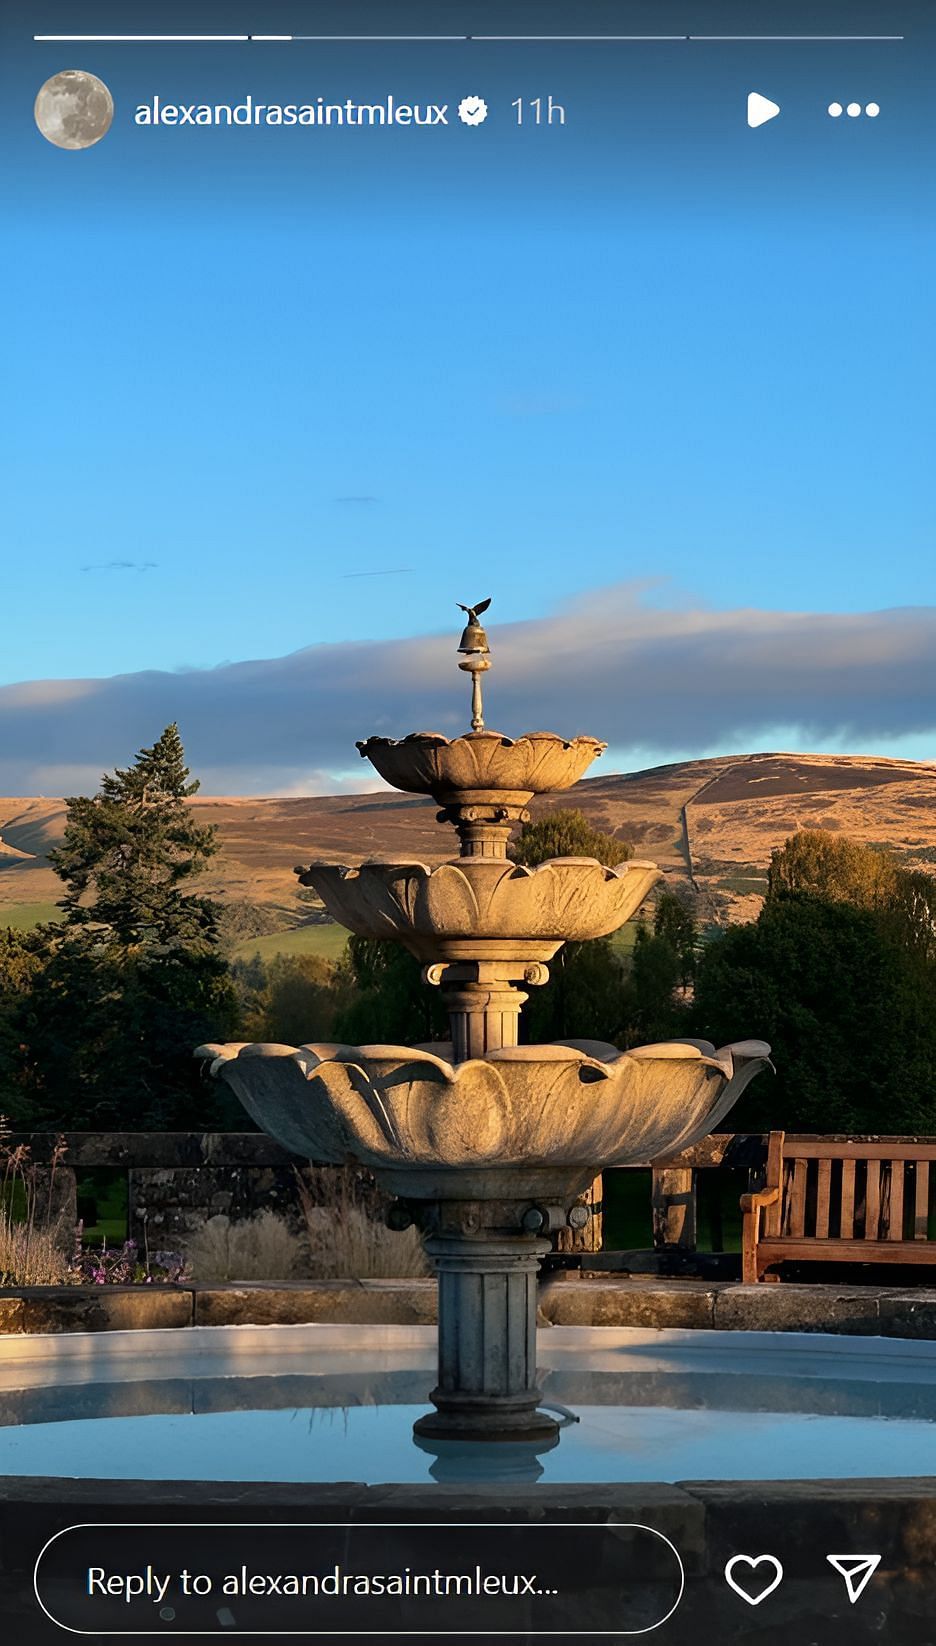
[1,585,935,794]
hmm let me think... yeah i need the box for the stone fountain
[201,603,769,1447]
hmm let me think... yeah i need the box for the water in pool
[1,1325,934,1484]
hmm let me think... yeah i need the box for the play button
[747,91,781,128]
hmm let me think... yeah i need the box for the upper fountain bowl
[357,730,606,802]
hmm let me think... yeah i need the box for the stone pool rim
[4,1277,936,1338]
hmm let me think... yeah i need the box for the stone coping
[4,1276,936,1338]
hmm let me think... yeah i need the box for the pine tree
[50,723,221,948]
[24,725,238,1128]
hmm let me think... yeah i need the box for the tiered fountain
[202,603,769,1448]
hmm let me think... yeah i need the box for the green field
[0,902,61,930]
[234,923,351,963]
[237,920,643,965]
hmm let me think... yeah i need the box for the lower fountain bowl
[197,1036,772,1444]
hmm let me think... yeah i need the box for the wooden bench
[741,1132,936,1282]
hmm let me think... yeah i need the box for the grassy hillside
[3,753,934,951]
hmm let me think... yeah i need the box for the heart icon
[724,1554,784,1606]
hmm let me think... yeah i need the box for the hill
[1,752,934,938]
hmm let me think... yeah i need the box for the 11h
[511,96,566,124]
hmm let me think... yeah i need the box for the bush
[184,1210,307,1282]
[0,1122,74,1284]
[296,1166,429,1279]
[0,1220,74,1286]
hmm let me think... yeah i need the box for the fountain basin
[296,857,662,961]
[356,730,606,800]
[2,1323,935,1485]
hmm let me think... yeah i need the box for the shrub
[0,1119,74,1285]
[0,1220,74,1286]
[296,1166,429,1279]
[184,1209,307,1282]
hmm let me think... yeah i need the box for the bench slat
[915,1161,930,1240]
[888,1161,905,1241]
[815,1158,832,1238]
[764,1131,785,1238]
[788,1158,808,1238]
[756,1237,936,1264]
[866,1160,881,1239]
[840,1158,856,1239]
[783,1140,936,1161]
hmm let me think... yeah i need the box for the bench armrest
[740,1187,780,1214]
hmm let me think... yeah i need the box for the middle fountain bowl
[296,856,662,964]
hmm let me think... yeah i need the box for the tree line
[2,727,935,1135]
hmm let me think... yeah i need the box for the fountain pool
[1,1324,934,1486]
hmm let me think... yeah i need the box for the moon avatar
[34,70,114,151]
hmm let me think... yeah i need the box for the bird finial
[456,600,492,732]
[456,597,491,626]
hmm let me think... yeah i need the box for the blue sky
[1,1,934,789]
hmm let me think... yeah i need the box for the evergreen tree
[49,723,221,947]
[20,725,238,1128]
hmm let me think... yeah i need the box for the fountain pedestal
[415,1232,554,1441]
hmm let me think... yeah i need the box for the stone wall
[10,1133,305,1252]
[1,1478,935,1643]
[9,1130,776,1260]
[127,1164,302,1247]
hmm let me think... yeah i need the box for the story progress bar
[33,33,906,43]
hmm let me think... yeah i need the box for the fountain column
[430,737,549,1058]
[424,958,548,1059]
[414,1230,555,1442]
